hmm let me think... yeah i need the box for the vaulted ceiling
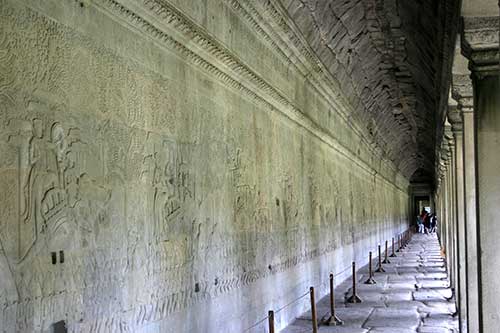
[282,0,460,181]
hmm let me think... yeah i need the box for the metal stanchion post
[322,273,343,326]
[347,262,362,303]
[364,252,376,284]
[310,287,318,333]
[376,244,386,272]
[268,310,274,333]
[396,235,401,252]
[383,240,390,264]
[390,237,397,257]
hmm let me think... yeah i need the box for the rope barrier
[241,314,270,332]
[243,230,413,332]
[334,264,352,277]
[274,291,309,314]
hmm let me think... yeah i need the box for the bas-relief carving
[5,99,111,251]
[8,109,80,260]
[140,133,197,243]
[0,1,411,331]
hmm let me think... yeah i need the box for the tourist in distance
[417,215,425,233]
[430,214,437,233]
[424,212,432,234]
[420,209,429,234]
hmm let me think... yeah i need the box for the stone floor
[281,233,458,333]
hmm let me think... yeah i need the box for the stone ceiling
[282,0,459,180]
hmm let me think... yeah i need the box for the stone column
[444,123,457,294]
[475,74,500,331]
[475,73,500,331]
[461,13,499,332]
[449,105,467,332]
[437,161,447,255]
[453,73,478,333]
[451,143,458,301]
[439,145,451,283]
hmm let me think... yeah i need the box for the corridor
[0,0,497,331]
[282,234,458,333]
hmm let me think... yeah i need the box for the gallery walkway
[281,233,458,333]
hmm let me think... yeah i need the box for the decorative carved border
[235,0,403,177]
[93,0,409,191]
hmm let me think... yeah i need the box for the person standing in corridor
[417,215,425,233]
[420,209,429,234]
[430,214,437,233]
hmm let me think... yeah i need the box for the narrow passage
[282,233,458,333]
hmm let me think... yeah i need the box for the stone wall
[0,0,409,332]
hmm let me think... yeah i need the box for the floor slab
[281,234,458,333]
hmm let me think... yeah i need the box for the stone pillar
[475,74,500,331]
[437,179,445,250]
[438,162,447,255]
[453,73,479,333]
[444,123,457,293]
[451,143,458,301]
[461,13,499,332]
[449,105,467,332]
[439,145,451,283]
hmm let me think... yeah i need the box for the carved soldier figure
[19,118,58,259]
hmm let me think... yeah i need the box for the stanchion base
[321,315,344,326]
[382,259,391,264]
[346,294,363,303]
[364,276,376,284]
[389,253,397,257]
[375,266,386,273]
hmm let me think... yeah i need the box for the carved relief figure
[142,135,196,240]
[9,100,93,259]
[19,117,59,259]
[227,146,258,228]
[65,128,85,207]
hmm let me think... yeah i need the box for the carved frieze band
[93,0,408,190]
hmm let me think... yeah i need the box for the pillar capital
[461,16,499,78]
[444,121,454,143]
[451,74,474,113]
[448,103,463,134]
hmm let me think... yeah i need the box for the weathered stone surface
[0,0,413,332]
[364,308,420,329]
[283,234,458,333]
[282,0,460,179]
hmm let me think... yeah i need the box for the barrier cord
[241,264,351,332]
[274,291,309,314]
[242,230,411,332]
[241,314,269,333]
[334,264,352,277]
